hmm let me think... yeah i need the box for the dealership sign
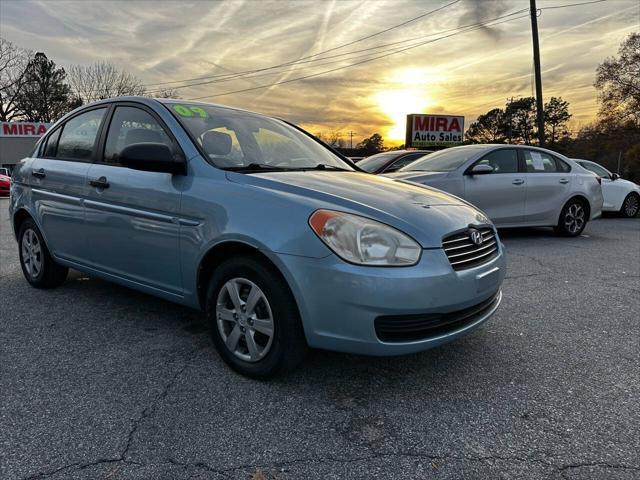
[0,122,51,137]
[406,114,464,147]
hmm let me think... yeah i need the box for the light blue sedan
[9,98,505,377]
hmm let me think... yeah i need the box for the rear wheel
[620,193,639,218]
[205,256,307,378]
[18,219,68,288]
[555,199,588,237]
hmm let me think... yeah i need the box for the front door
[30,107,108,263]
[83,104,184,295]
[463,148,525,225]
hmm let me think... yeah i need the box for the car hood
[226,171,490,248]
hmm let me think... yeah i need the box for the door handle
[89,177,110,189]
[31,168,46,179]
[512,179,525,185]
[559,178,569,184]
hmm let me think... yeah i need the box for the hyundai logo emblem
[469,229,483,246]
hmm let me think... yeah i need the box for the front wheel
[18,219,68,288]
[555,199,588,237]
[620,193,639,218]
[205,256,307,378]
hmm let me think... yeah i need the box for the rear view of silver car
[385,145,603,237]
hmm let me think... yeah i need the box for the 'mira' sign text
[406,114,464,147]
[0,122,50,137]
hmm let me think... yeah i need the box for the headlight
[309,210,421,266]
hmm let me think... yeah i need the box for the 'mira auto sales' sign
[406,114,464,147]
[0,122,51,137]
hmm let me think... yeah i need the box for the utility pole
[349,131,354,149]
[530,0,545,147]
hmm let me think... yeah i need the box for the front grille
[442,227,498,271]
[375,291,500,342]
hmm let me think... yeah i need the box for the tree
[315,130,345,148]
[595,33,640,124]
[356,133,384,154]
[466,108,507,143]
[0,37,33,121]
[15,52,72,122]
[544,97,572,147]
[67,61,147,104]
[504,97,536,144]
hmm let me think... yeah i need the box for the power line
[187,13,531,100]
[142,9,528,95]
[141,0,462,89]
[70,0,612,98]
[539,0,607,10]
[70,7,527,97]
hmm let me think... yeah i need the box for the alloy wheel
[624,195,639,217]
[21,229,42,278]
[564,203,585,234]
[216,278,275,362]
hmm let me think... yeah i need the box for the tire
[555,198,588,237]
[619,193,640,218]
[205,255,307,378]
[18,218,68,288]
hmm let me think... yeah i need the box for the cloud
[1,0,637,143]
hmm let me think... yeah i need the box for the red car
[0,174,11,197]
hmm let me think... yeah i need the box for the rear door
[463,148,525,225]
[521,149,572,224]
[29,107,108,263]
[83,103,185,295]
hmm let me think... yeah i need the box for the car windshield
[399,146,486,172]
[164,102,354,172]
[357,152,401,172]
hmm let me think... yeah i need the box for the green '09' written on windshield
[173,104,209,118]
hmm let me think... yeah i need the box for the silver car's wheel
[21,228,43,279]
[621,193,639,218]
[564,203,585,234]
[216,278,275,363]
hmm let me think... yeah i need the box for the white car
[573,159,640,218]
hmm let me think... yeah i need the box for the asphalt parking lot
[1,197,639,480]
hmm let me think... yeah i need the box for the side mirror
[612,173,620,181]
[119,143,185,175]
[470,164,494,175]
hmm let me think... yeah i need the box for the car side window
[104,106,173,164]
[556,158,571,173]
[42,128,61,158]
[475,149,518,173]
[56,108,107,161]
[523,150,558,173]
[580,162,608,177]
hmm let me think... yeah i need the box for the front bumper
[276,244,506,356]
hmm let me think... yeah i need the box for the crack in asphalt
[20,346,204,480]
[117,451,640,479]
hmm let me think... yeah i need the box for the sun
[373,68,436,143]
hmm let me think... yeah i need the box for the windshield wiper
[292,164,352,172]
[223,163,291,172]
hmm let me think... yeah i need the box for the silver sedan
[385,144,603,236]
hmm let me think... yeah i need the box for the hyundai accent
[9,98,505,377]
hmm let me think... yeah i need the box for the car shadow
[56,269,500,390]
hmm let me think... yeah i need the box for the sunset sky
[1,0,638,145]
